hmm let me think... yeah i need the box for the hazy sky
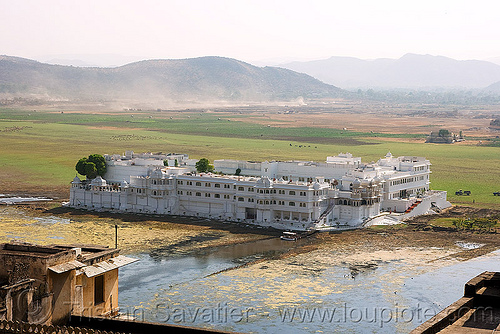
[1,0,500,65]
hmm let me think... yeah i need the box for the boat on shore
[280,229,316,241]
[280,231,299,241]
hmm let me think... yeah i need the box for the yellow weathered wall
[105,269,119,314]
[49,270,74,325]
[81,274,94,317]
[79,269,119,317]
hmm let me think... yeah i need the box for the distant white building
[69,151,451,230]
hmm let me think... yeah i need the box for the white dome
[72,176,81,184]
[91,176,107,186]
[313,182,321,190]
[120,180,129,188]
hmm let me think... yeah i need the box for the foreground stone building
[0,242,136,325]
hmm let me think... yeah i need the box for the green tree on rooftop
[75,154,107,179]
[195,158,214,173]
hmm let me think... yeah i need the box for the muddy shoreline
[2,201,499,265]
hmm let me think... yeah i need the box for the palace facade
[69,151,451,230]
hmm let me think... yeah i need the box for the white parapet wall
[70,152,449,231]
[399,191,452,220]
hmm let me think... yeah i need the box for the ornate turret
[90,176,106,187]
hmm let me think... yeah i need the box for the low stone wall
[68,315,234,334]
[409,297,474,334]
[410,271,500,333]
[0,318,232,334]
[400,191,451,220]
[0,319,123,334]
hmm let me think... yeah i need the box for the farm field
[0,105,499,208]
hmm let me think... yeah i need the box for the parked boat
[280,231,299,241]
[280,229,316,241]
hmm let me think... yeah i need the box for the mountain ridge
[0,55,343,103]
[279,54,500,89]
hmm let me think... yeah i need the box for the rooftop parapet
[326,152,361,165]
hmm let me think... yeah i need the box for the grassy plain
[0,106,498,208]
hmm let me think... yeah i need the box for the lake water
[0,195,52,204]
[1,207,497,333]
[118,238,500,333]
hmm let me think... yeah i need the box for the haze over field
[0,55,342,103]
[1,1,500,105]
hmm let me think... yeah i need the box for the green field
[0,108,499,207]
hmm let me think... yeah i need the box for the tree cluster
[195,158,214,173]
[75,154,107,179]
[163,159,180,167]
[438,129,450,137]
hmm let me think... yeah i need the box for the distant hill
[485,80,500,93]
[0,55,342,103]
[280,54,500,89]
[485,56,500,66]
[43,58,98,67]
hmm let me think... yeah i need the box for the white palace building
[69,151,451,230]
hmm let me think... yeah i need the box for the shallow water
[1,207,498,333]
[455,241,484,250]
[118,239,500,333]
[0,195,52,204]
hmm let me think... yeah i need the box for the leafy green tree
[76,158,88,175]
[235,168,241,176]
[438,129,450,137]
[87,154,107,176]
[75,154,106,179]
[174,159,179,167]
[84,162,98,179]
[163,159,168,166]
[195,158,214,173]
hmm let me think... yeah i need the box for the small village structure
[0,242,136,325]
[0,242,241,333]
[426,129,464,144]
[69,151,451,230]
